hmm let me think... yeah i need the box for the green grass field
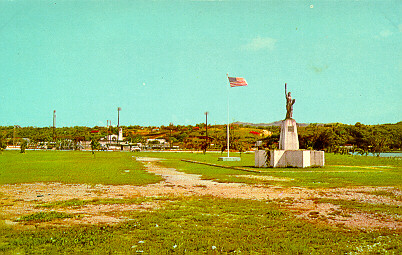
[1,150,400,188]
[139,151,402,189]
[0,150,401,254]
[0,150,162,185]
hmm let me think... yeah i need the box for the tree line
[266,122,401,155]
[0,122,401,154]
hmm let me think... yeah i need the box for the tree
[262,134,280,149]
[201,142,207,154]
[0,133,7,153]
[221,144,226,155]
[129,134,144,144]
[90,137,100,155]
[20,140,28,153]
[237,142,245,157]
[368,130,389,156]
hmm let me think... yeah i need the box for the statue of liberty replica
[255,82,325,168]
[279,83,299,150]
[285,83,295,119]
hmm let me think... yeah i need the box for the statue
[285,83,295,119]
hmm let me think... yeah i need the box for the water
[349,152,402,157]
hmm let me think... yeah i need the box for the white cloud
[242,36,277,51]
[380,30,393,38]
[374,29,397,39]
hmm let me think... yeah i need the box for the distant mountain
[233,121,311,127]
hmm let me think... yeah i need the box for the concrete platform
[255,150,324,168]
[218,157,241,161]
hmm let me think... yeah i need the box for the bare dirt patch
[1,157,401,230]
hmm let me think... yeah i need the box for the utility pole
[117,107,121,145]
[205,112,209,150]
[169,122,173,149]
[53,110,56,142]
[107,120,111,146]
[117,107,121,128]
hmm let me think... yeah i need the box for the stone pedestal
[255,150,325,168]
[279,119,299,150]
[255,150,268,168]
[270,150,325,168]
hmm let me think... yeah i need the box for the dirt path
[1,157,401,229]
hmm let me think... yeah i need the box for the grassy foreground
[1,197,401,254]
[0,150,162,185]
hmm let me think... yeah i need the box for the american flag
[228,76,247,87]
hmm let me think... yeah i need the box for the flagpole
[226,73,230,158]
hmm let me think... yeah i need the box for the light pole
[204,112,209,150]
[53,110,56,142]
[107,120,111,146]
[117,107,121,145]
[169,122,173,149]
[117,107,121,128]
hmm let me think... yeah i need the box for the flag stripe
[228,76,247,87]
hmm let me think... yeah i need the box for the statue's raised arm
[285,83,287,96]
[285,83,295,119]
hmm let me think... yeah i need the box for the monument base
[255,150,324,168]
[218,157,241,161]
[279,119,299,150]
[255,150,268,168]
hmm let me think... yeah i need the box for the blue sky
[1,0,401,127]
